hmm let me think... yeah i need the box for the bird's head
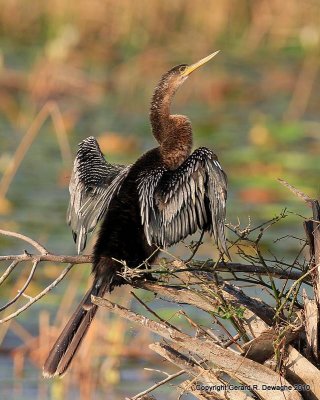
[159,50,220,94]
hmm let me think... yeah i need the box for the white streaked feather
[67,137,131,253]
[138,147,228,255]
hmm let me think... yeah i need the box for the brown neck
[150,78,192,170]
[150,79,173,144]
[160,115,192,170]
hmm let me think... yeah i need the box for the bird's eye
[179,66,186,74]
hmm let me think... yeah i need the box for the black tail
[43,281,107,378]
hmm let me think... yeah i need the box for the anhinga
[43,51,228,378]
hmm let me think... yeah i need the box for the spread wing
[138,147,228,256]
[67,136,130,254]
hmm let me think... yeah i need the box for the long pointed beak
[181,50,220,77]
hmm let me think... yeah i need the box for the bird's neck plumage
[150,78,192,170]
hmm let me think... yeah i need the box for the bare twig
[0,252,92,264]
[130,368,185,400]
[0,263,74,323]
[0,260,19,285]
[0,261,39,312]
[0,229,48,254]
[185,230,205,263]
[130,291,181,332]
[278,178,313,205]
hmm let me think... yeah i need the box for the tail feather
[51,307,97,377]
[43,282,106,378]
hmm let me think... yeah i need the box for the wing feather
[67,137,130,253]
[138,147,228,256]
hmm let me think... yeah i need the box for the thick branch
[134,280,274,336]
[92,295,302,400]
[179,380,230,400]
[150,342,252,400]
[242,326,303,363]
[188,260,304,281]
[0,226,306,283]
[285,346,320,400]
[149,343,226,400]
[0,253,92,263]
[0,253,304,281]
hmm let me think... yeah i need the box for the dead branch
[130,368,185,400]
[242,325,303,363]
[134,279,274,336]
[0,252,92,264]
[0,260,39,312]
[0,227,307,329]
[278,179,313,206]
[0,263,74,323]
[92,295,302,400]
[285,346,320,400]
[0,229,49,254]
[302,290,318,361]
[0,255,305,282]
[151,342,253,400]
[149,342,226,400]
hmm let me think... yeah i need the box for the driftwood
[92,295,302,400]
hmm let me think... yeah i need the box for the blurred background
[0,0,319,399]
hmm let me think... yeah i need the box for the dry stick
[275,263,319,318]
[0,229,48,254]
[189,271,249,347]
[130,369,185,400]
[92,296,302,400]
[277,178,313,206]
[185,230,205,263]
[184,260,304,281]
[0,229,305,280]
[136,278,275,341]
[0,256,305,282]
[191,271,275,325]
[0,260,19,285]
[0,263,74,324]
[0,253,92,264]
[151,342,254,400]
[285,346,320,400]
[149,343,226,400]
[0,261,39,312]
[0,101,71,199]
[130,291,181,332]
[302,290,318,359]
[180,309,243,352]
